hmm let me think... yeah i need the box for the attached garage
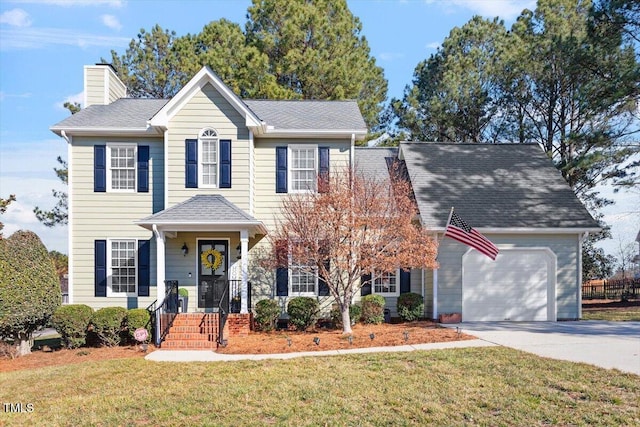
[462,248,557,321]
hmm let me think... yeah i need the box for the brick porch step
[161,313,219,350]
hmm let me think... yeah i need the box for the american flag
[444,210,499,260]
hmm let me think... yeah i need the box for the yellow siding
[253,138,352,231]
[70,136,163,309]
[166,83,251,209]
[107,68,126,103]
[84,67,105,107]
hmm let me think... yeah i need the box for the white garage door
[462,248,556,321]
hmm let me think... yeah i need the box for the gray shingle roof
[244,99,367,131]
[399,143,599,230]
[136,195,262,226]
[51,99,168,130]
[354,147,398,181]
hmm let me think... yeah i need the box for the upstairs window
[290,145,317,192]
[108,144,136,191]
[199,128,218,188]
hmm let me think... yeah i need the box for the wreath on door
[201,248,223,271]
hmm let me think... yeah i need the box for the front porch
[135,195,267,348]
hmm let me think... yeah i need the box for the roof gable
[148,66,262,129]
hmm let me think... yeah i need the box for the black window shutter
[400,269,411,294]
[185,139,198,188]
[219,139,232,188]
[138,240,150,297]
[275,239,289,296]
[94,145,106,192]
[95,240,107,297]
[318,146,330,193]
[276,267,289,296]
[275,146,287,193]
[361,273,372,296]
[137,145,149,193]
[318,260,330,296]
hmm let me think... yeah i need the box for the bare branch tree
[265,166,438,334]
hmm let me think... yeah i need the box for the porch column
[240,229,249,314]
[153,225,166,304]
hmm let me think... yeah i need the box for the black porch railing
[147,280,179,347]
[228,279,251,313]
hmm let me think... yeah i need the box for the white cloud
[55,91,84,110]
[101,14,121,31]
[0,27,129,50]
[12,0,125,7]
[429,0,536,21]
[0,91,32,101]
[0,8,32,27]
[378,52,404,62]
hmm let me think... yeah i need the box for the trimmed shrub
[397,292,424,322]
[287,297,320,331]
[330,304,362,328]
[126,308,151,343]
[0,230,61,356]
[254,299,280,332]
[51,304,93,349]
[361,294,386,324]
[178,288,189,297]
[91,307,127,347]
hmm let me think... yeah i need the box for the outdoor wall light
[181,243,188,256]
[188,272,192,278]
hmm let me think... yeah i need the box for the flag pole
[435,207,455,260]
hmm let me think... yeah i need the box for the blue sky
[0,0,637,260]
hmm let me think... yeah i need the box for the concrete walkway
[453,321,640,375]
[145,339,495,362]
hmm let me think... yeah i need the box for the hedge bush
[330,304,362,328]
[361,294,386,324]
[254,299,280,332]
[287,297,320,331]
[51,304,93,349]
[397,292,424,322]
[91,307,127,347]
[126,308,151,343]
[0,230,61,355]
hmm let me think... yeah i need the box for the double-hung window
[290,145,317,192]
[109,239,137,295]
[108,144,136,191]
[199,128,218,187]
[373,270,399,297]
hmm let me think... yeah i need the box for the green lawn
[1,347,638,426]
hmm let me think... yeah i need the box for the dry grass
[1,347,638,426]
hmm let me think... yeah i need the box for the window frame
[372,269,400,297]
[106,143,137,192]
[288,144,318,193]
[106,238,138,297]
[288,241,318,296]
[198,128,219,188]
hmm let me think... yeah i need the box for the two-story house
[52,64,599,348]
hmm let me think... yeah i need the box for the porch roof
[135,195,267,237]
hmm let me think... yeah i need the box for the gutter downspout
[350,133,355,170]
[578,231,589,319]
[62,131,73,304]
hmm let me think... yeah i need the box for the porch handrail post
[240,229,249,314]
[153,225,166,303]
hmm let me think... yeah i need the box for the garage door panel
[462,249,555,321]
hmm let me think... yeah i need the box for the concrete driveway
[455,321,640,375]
